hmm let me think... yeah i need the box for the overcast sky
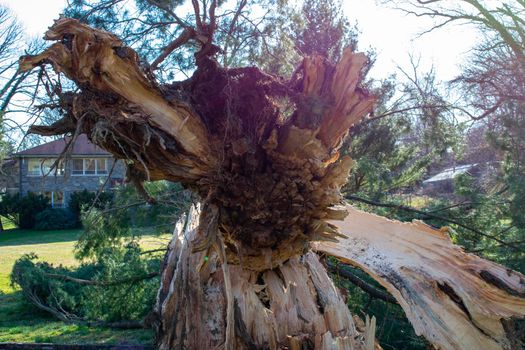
[0,0,479,80]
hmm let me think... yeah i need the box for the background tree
[293,0,356,60]
[0,5,51,150]
[0,5,23,158]
[381,0,525,273]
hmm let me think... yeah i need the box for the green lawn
[0,229,81,294]
[0,227,170,345]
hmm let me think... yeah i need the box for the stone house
[6,134,125,208]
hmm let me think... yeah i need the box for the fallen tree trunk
[313,205,525,350]
[155,207,378,349]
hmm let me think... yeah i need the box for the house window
[54,191,64,208]
[72,159,83,175]
[27,158,64,176]
[71,158,109,175]
[42,191,64,208]
[96,158,108,174]
[85,159,96,175]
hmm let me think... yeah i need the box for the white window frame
[51,191,64,208]
[27,158,64,177]
[72,158,84,175]
[71,158,109,176]
[96,158,108,175]
[40,191,64,208]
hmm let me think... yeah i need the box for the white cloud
[0,0,66,37]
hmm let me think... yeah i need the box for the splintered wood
[313,205,525,350]
[19,19,375,267]
[157,206,377,350]
[19,18,214,182]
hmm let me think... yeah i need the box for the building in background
[3,135,125,207]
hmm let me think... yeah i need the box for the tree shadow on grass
[0,229,82,247]
[0,290,51,326]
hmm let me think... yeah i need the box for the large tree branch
[28,115,76,136]
[19,18,217,184]
[24,291,145,329]
[150,27,195,70]
[45,271,160,286]
[19,19,212,160]
[313,204,525,350]
[346,194,523,252]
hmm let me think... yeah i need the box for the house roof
[15,134,111,157]
[423,164,475,184]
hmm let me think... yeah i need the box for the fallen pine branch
[326,260,398,305]
[24,291,146,329]
[44,271,160,286]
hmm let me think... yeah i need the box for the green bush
[0,193,51,229]
[0,193,20,225]
[34,208,77,230]
[68,190,113,224]
[18,193,51,229]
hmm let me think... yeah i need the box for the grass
[0,229,81,294]
[395,194,432,209]
[0,227,170,345]
[0,216,17,231]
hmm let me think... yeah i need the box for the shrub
[0,193,21,224]
[7,193,51,229]
[34,208,77,230]
[68,190,113,224]
[18,193,51,229]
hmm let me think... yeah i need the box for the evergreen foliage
[10,246,161,323]
[68,189,114,225]
[34,208,77,231]
[0,192,51,229]
[76,181,191,259]
[10,181,189,324]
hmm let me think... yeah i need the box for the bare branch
[146,0,191,28]
[327,260,398,304]
[150,27,195,70]
[44,271,160,286]
[192,0,203,30]
[209,0,218,33]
